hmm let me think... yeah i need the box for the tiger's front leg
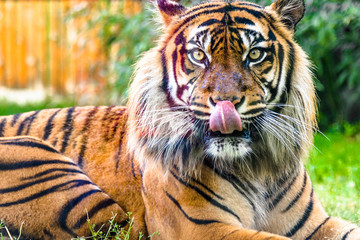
[141,165,290,240]
[264,166,360,240]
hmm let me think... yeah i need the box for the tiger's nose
[209,101,243,134]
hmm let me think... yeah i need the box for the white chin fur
[205,137,252,159]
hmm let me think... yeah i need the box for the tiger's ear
[269,0,305,30]
[157,0,186,26]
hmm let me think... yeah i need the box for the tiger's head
[128,0,316,177]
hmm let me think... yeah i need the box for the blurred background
[0,0,359,220]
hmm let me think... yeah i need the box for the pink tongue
[209,101,242,134]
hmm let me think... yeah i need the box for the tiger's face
[163,3,283,159]
[129,0,316,174]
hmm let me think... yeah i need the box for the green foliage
[306,130,360,222]
[73,213,159,240]
[295,0,360,128]
[69,2,158,102]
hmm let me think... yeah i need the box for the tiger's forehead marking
[185,7,267,57]
[175,2,271,50]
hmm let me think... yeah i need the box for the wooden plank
[0,2,5,85]
[0,0,124,98]
[16,1,27,88]
[24,1,37,87]
[4,1,17,88]
[49,0,61,94]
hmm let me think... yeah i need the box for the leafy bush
[68,2,158,104]
[295,0,360,129]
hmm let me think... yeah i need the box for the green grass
[0,98,75,116]
[72,213,159,240]
[306,130,360,223]
[0,219,22,240]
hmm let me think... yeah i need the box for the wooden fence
[0,0,142,98]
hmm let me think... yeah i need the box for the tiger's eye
[192,49,206,62]
[248,49,261,60]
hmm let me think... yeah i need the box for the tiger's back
[0,136,128,239]
[0,106,146,239]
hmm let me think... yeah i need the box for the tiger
[0,0,359,239]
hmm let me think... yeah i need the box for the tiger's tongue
[209,101,242,134]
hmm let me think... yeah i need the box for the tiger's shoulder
[0,135,128,239]
[0,106,128,160]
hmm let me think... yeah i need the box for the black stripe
[181,4,222,18]
[268,43,284,103]
[171,167,224,200]
[249,100,265,106]
[242,178,258,195]
[262,65,273,74]
[199,18,220,27]
[131,155,137,179]
[101,106,115,142]
[170,170,242,222]
[208,165,256,212]
[189,177,224,200]
[11,113,21,127]
[165,191,220,225]
[0,140,59,153]
[115,130,126,171]
[161,49,176,108]
[279,41,295,105]
[269,172,298,210]
[191,102,209,108]
[25,111,40,135]
[193,110,210,117]
[342,228,355,240]
[0,118,6,137]
[43,109,61,140]
[78,107,99,168]
[0,179,93,207]
[73,198,118,229]
[111,111,125,139]
[282,170,307,212]
[285,188,314,237]
[16,111,40,136]
[181,140,191,165]
[0,173,70,193]
[22,168,84,180]
[242,108,265,116]
[234,17,255,26]
[43,229,54,238]
[305,217,330,240]
[0,159,76,170]
[267,27,276,41]
[264,171,296,200]
[58,189,101,237]
[60,107,75,153]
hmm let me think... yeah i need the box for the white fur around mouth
[205,136,252,159]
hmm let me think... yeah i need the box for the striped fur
[0,107,146,239]
[128,0,316,177]
[0,136,126,239]
[0,0,359,239]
